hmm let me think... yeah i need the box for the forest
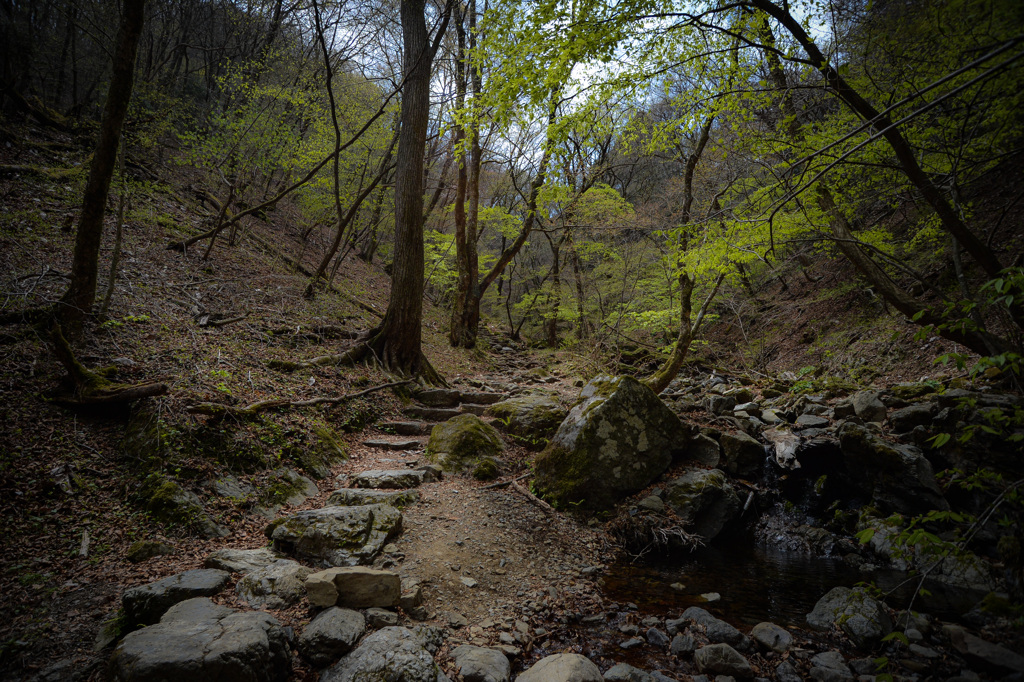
[1,0,1023,680]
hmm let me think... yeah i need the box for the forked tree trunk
[59,0,145,337]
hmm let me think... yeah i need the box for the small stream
[602,535,960,629]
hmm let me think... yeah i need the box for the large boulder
[236,559,313,609]
[664,468,742,541]
[484,393,567,447]
[110,598,292,682]
[837,423,948,514]
[516,653,603,682]
[265,504,402,567]
[533,376,686,511]
[297,607,365,667]
[122,569,231,628]
[305,566,401,608]
[320,626,445,682]
[806,586,892,648]
[426,414,504,479]
[719,431,765,477]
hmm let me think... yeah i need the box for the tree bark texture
[59,0,145,336]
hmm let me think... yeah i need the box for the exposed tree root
[607,511,704,557]
[186,379,412,421]
[48,323,168,407]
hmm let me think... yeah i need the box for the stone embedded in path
[327,488,420,508]
[516,653,603,682]
[413,388,462,407]
[266,503,402,567]
[379,421,433,436]
[806,586,892,648]
[534,375,688,511]
[236,559,312,609]
[451,644,511,682]
[320,626,445,682]
[351,469,426,489]
[110,598,292,682]
[122,568,231,628]
[750,621,793,653]
[693,643,754,678]
[203,547,283,574]
[297,607,365,667]
[426,414,504,479]
[459,390,507,405]
[362,438,423,450]
[405,405,462,421]
[305,566,401,608]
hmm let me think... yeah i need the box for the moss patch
[426,414,504,474]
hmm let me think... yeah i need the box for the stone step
[458,391,508,405]
[327,488,420,508]
[459,404,489,416]
[361,438,424,451]
[379,421,434,436]
[404,406,462,421]
[412,388,462,407]
[351,469,425,489]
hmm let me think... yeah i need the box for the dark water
[603,540,918,629]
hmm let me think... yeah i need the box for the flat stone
[320,626,443,682]
[122,569,231,628]
[110,598,292,682]
[517,653,603,682]
[365,607,399,628]
[305,566,400,608]
[414,388,462,407]
[267,504,402,567]
[404,406,462,421]
[236,559,312,609]
[451,644,511,682]
[795,414,830,428]
[298,607,365,667]
[204,547,283,574]
[460,576,479,588]
[605,662,655,681]
[326,488,420,508]
[379,421,432,436]
[351,469,425,489]
[362,439,423,450]
[945,624,1024,675]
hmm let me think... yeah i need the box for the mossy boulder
[266,504,402,567]
[484,393,567,448]
[837,422,948,515]
[426,414,504,479]
[533,375,686,511]
[664,468,742,541]
[138,474,227,538]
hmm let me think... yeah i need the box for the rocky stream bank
[17,368,1024,682]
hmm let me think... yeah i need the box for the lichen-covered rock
[137,474,227,538]
[326,488,420,508]
[297,607,365,667]
[110,598,292,682]
[664,468,741,540]
[806,586,892,648]
[122,569,232,628]
[320,626,444,682]
[837,423,948,514]
[426,414,504,478]
[719,431,765,477]
[484,394,567,447]
[204,547,283,574]
[236,559,312,609]
[263,468,319,507]
[265,504,402,567]
[516,653,603,682]
[533,376,685,511]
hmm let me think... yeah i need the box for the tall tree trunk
[58,0,145,337]
[363,0,449,378]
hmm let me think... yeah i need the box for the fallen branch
[199,313,247,328]
[268,324,361,340]
[186,379,413,420]
[481,472,532,490]
[511,480,556,515]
